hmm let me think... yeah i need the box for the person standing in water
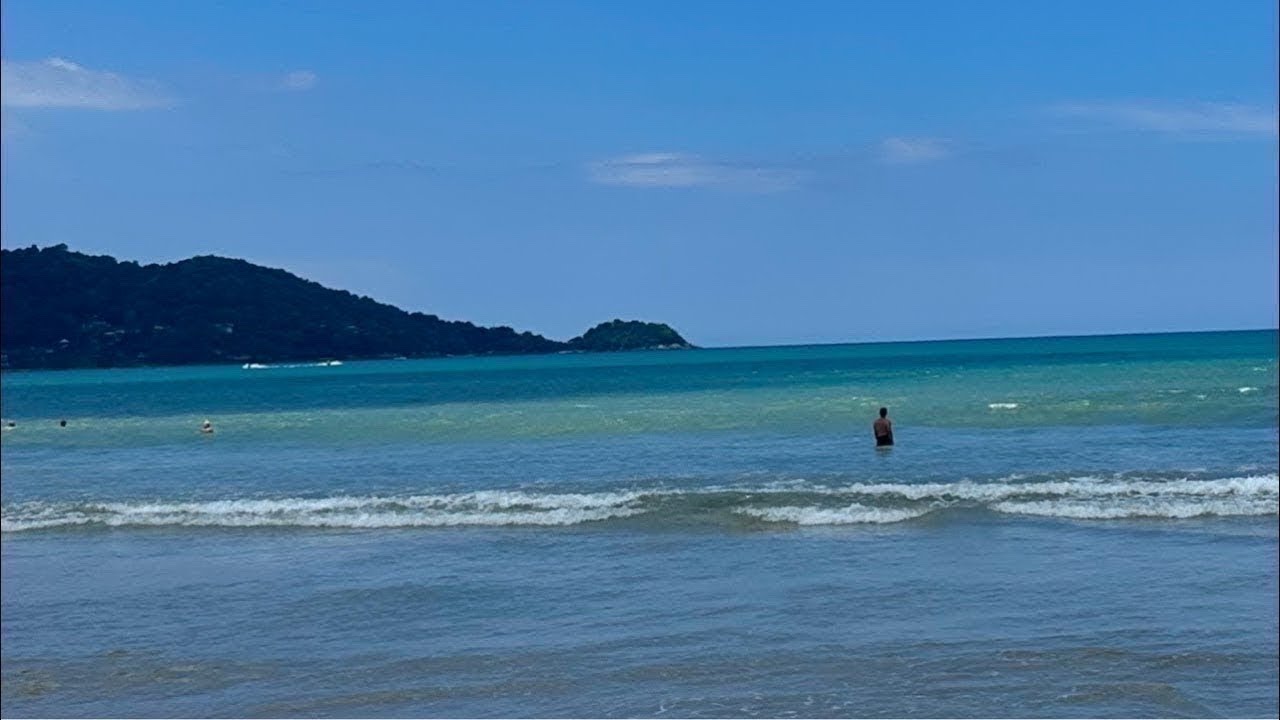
[200,419,214,434]
[873,407,894,447]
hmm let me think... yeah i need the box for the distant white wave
[988,402,1019,410]
[1238,387,1258,394]
[242,360,343,370]
[3,475,1275,532]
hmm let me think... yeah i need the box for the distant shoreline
[1,327,1272,375]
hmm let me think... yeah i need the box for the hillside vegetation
[0,245,692,369]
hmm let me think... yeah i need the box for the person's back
[873,407,893,447]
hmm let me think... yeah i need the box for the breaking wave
[737,503,931,525]
[3,474,1275,532]
[242,360,343,370]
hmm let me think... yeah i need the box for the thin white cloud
[280,70,318,91]
[587,153,804,192]
[1,57,171,110]
[1050,100,1278,136]
[879,137,951,165]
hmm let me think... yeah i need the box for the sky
[2,0,1277,347]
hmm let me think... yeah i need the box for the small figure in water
[59,419,67,428]
[200,419,214,434]
[873,407,893,447]
[3,420,14,430]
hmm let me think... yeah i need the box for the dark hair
[879,407,888,418]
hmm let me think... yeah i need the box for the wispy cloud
[280,70,318,92]
[1,57,171,110]
[587,153,806,192]
[1049,100,1278,136]
[879,137,952,165]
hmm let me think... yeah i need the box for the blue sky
[2,0,1276,346]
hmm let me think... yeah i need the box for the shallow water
[3,330,1277,717]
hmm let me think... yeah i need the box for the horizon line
[704,326,1278,353]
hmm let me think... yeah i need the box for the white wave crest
[831,475,1279,503]
[993,497,1278,520]
[736,503,931,525]
[1,490,645,532]
[988,402,1019,410]
[4,475,1275,532]
[1238,387,1258,394]
[242,360,343,370]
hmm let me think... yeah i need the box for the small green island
[0,245,694,369]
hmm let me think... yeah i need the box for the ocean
[2,330,1277,718]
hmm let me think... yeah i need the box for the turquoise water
[2,330,1277,717]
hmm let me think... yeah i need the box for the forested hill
[0,245,692,369]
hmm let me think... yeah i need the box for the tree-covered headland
[0,245,693,369]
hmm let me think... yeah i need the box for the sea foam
[3,475,1275,532]
[992,497,1277,520]
[0,490,645,532]
[736,503,932,525]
